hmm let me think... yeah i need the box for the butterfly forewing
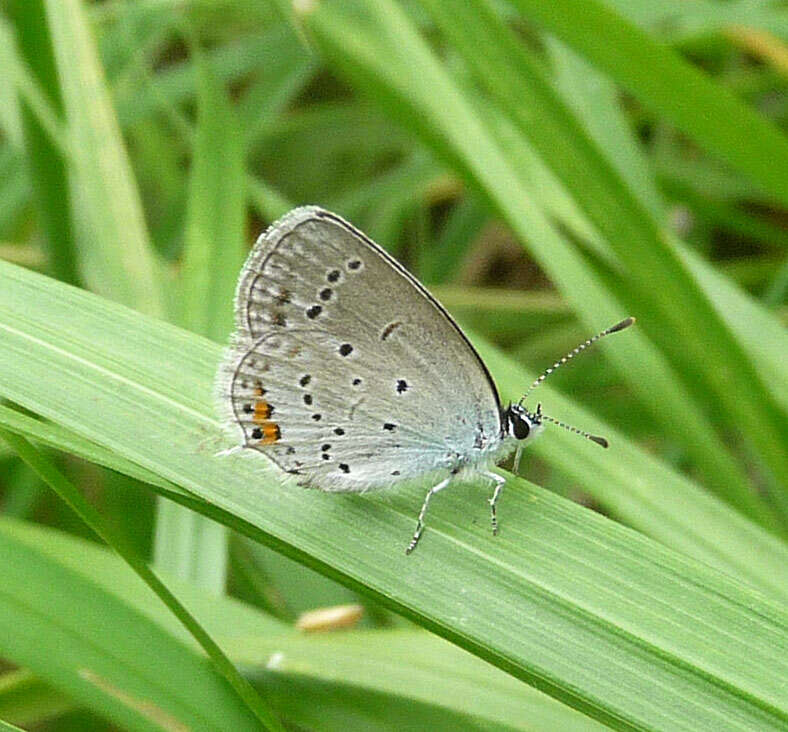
[219,207,503,491]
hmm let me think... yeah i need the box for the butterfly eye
[509,410,530,440]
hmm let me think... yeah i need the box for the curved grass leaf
[0,260,786,729]
[509,0,788,206]
[5,0,78,287]
[43,0,164,316]
[1,260,785,600]
[0,719,25,732]
[0,517,604,731]
[1,431,284,731]
[0,670,72,730]
[0,515,265,731]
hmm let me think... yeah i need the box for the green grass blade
[164,48,248,592]
[0,403,175,494]
[0,262,786,729]
[0,431,285,732]
[176,54,246,342]
[43,0,164,316]
[1,517,606,731]
[509,0,788,206]
[0,520,273,731]
[0,670,73,730]
[6,0,79,286]
[0,719,25,732]
[3,335,783,607]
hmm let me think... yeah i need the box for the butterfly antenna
[519,317,635,405]
[537,407,609,449]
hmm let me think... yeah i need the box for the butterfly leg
[484,471,507,536]
[513,444,524,476]
[406,476,452,555]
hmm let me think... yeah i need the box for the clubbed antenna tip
[608,316,636,334]
[538,412,610,449]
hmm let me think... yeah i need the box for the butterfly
[216,207,633,552]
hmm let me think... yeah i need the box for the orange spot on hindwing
[245,393,280,445]
[253,400,272,423]
[260,423,280,444]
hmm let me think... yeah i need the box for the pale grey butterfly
[216,207,634,553]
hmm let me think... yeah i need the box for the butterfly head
[504,402,544,444]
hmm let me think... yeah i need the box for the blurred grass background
[0,0,786,729]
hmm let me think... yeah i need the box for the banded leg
[406,477,451,554]
[484,471,506,536]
